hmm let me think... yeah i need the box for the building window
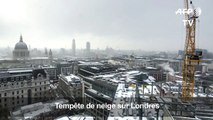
[17,91,19,94]
[12,92,14,95]
[22,90,24,93]
[3,78,7,82]
[17,101,19,104]
[22,95,24,98]
[35,88,37,91]
[4,93,7,96]
[40,88,42,91]
[17,96,19,99]
[4,98,7,102]
[35,82,37,85]
[27,76,30,80]
[22,100,24,103]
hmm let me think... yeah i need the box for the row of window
[35,87,47,91]
[0,81,48,88]
[34,81,47,85]
[0,92,47,104]
[0,95,24,103]
[34,92,46,96]
[0,87,47,97]
[0,76,31,83]
[1,100,24,109]
[0,81,25,87]
[1,90,24,97]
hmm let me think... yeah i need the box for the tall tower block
[72,39,76,56]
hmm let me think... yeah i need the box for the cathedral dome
[14,35,28,50]
[13,35,30,59]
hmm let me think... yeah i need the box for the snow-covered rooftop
[55,115,94,120]
[108,81,159,120]
[64,74,81,83]
[12,99,69,120]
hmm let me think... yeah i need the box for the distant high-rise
[72,39,76,56]
[86,41,90,53]
[45,48,48,56]
[49,49,53,59]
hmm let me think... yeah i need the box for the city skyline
[0,0,213,52]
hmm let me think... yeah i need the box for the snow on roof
[55,115,94,120]
[55,116,70,120]
[195,74,202,77]
[96,73,116,78]
[90,66,100,70]
[138,85,159,95]
[118,68,126,71]
[92,70,151,88]
[148,76,155,82]
[65,74,81,83]
[79,62,103,66]
[69,115,94,120]
[109,84,137,119]
[108,82,159,120]
[31,57,49,60]
[52,99,69,107]
[24,107,51,119]
[87,89,111,100]
[108,116,140,120]
[13,99,69,119]
[175,80,182,84]
[20,102,43,111]
[8,68,32,73]
[126,70,140,75]
[146,67,157,70]
[42,65,56,68]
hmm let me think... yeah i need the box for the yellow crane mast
[181,0,202,101]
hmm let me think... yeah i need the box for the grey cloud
[0,0,212,51]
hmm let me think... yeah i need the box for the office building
[0,68,50,111]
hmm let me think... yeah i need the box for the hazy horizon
[0,0,212,52]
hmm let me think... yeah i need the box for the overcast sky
[0,0,212,51]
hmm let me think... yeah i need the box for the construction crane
[181,0,202,101]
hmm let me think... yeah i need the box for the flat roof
[12,99,69,119]
[65,74,81,83]
[21,102,43,111]
[54,116,69,120]
[55,115,94,120]
[105,70,160,119]
[79,61,104,66]
[8,69,33,73]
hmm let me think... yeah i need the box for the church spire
[20,34,23,42]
